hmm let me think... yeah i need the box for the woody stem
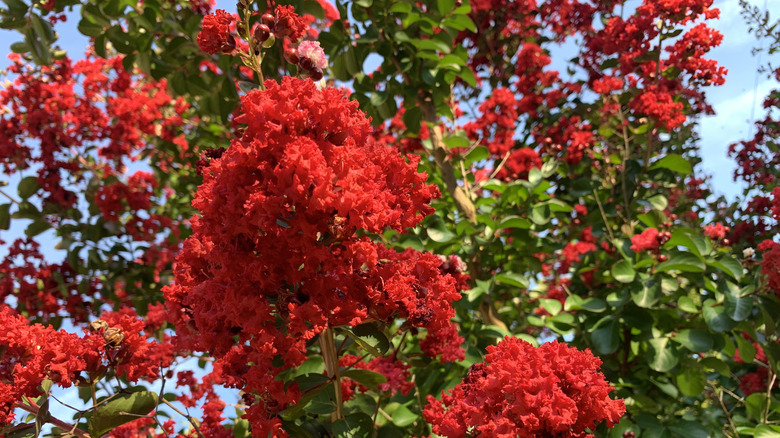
[319,327,343,421]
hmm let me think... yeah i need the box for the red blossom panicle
[0,305,103,425]
[630,228,660,252]
[758,240,780,294]
[424,337,625,437]
[98,308,175,381]
[704,222,727,240]
[0,238,94,323]
[164,77,462,436]
[274,5,308,42]
[197,9,236,54]
[497,147,542,181]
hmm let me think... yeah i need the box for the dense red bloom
[497,148,542,181]
[164,77,463,436]
[630,228,660,252]
[704,222,726,240]
[274,5,308,41]
[197,10,235,54]
[424,337,625,437]
[758,240,780,294]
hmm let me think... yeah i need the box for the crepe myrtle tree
[0,0,778,436]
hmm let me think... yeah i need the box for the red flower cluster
[0,238,94,323]
[274,5,308,42]
[630,228,660,252]
[0,305,172,426]
[0,55,189,210]
[583,0,726,130]
[164,77,464,436]
[424,337,625,437]
[703,222,727,240]
[197,9,236,54]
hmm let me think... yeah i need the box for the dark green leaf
[591,318,619,354]
[611,259,635,283]
[495,272,529,289]
[675,368,705,397]
[646,337,679,372]
[342,369,387,390]
[391,404,417,427]
[702,301,735,332]
[333,413,373,438]
[351,323,390,355]
[87,391,159,437]
[17,176,40,199]
[25,221,52,238]
[632,278,661,308]
[671,329,713,353]
[650,154,692,174]
[0,203,10,230]
[656,252,705,273]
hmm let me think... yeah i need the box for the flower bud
[103,327,125,349]
[299,56,314,71]
[309,67,323,81]
[743,247,755,258]
[261,13,275,30]
[284,47,300,65]
[88,319,109,332]
[254,24,271,43]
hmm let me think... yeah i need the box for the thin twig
[14,401,89,438]
[160,398,205,438]
[592,188,616,244]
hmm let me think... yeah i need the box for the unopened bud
[88,320,109,332]
[103,327,125,348]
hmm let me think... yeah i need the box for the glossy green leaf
[646,337,679,372]
[591,318,619,354]
[650,154,693,174]
[612,259,636,283]
[656,252,705,273]
[88,391,159,437]
[671,329,713,352]
[351,323,390,355]
[341,369,387,390]
[333,413,373,438]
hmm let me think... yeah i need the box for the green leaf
[647,194,668,211]
[539,298,562,316]
[87,391,159,437]
[391,404,418,427]
[494,272,529,289]
[498,215,531,230]
[725,294,752,322]
[656,252,705,273]
[650,154,692,174]
[0,203,10,230]
[754,424,780,438]
[530,203,551,225]
[351,323,390,355]
[426,218,456,243]
[699,356,730,375]
[677,296,698,313]
[591,318,619,354]
[709,256,744,281]
[17,176,40,199]
[702,301,735,332]
[436,0,455,15]
[611,260,635,283]
[746,393,769,421]
[646,337,679,372]
[341,369,387,390]
[671,329,713,352]
[668,420,709,438]
[734,333,757,363]
[280,374,331,420]
[675,367,705,397]
[333,413,373,438]
[465,145,488,162]
[25,221,52,238]
[632,278,661,308]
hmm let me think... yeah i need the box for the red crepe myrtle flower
[197,9,235,54]
[630,228,660,252]
[274,5,308,41]
[704,222,727,240]
[758,240,780,294]
[424,337,625,437]
[164,77,463,436]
